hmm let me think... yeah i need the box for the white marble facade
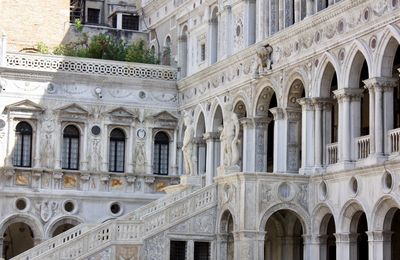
[2,0,400,259]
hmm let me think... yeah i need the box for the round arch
[0,213,44,240]
[284,70,308,107]
[259,203,311,234]
[311,203,337,234]
[45,216,83,238]
[371,195,400,231]
[338,199,368,233]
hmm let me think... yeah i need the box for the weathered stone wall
[0,0,70,51]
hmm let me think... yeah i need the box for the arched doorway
[320,214,336,260]
[195,112,206,177]
[2,222,34,259]
[264,209,304,260]
[349,211,368,260]
[212,105,223,176]
[52,223,75,237]
[220,210,234,260]
[319,62,339,165]
[50,218,80,237]
[286,79,305,172]
[255,87,277,172]
[379,206,400,260]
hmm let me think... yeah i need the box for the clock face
[137,128,146,139]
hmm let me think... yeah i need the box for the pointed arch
[342,40,372,88]
[314,52,341,97]
[375,26,400,77]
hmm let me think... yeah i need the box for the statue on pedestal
[221,103,240,167]
[182,113,195,175]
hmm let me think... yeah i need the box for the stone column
[216,234,228,260]
[308,235,326,260]
[298,98,314,174]
[364,82,376,154]
[254,117,271,172]
[225,5,233,55]
[234,231,260,260]
[333,89,363,166]
[284,108,302,173]
[33,120,41,168]
[126,126,135,174]
[335,233,358,260]
[204,132,218,184]
[240,118,256,172]
[367,231,392,260]
[364,77,398,157]
[244,0,256,46]
[170,130,178,175]
[208,18,218,65]
[269,108,285,173]
[80,124,88,171]
[178,35,188,78]
[306,0,314,17]
[177,141,183,176]
[54,116,62,169]
[186,240,194,260]
[312,99,331,170]
[302,235,313,260]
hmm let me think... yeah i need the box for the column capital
[253,116,273,127]
[333,88,364,102]
[366,230,393,241]
[311,98,334,110]
[297,98,314,111]
[203,131,219,141]
[239,117,254,127]
[269,107,285,120]
[363,77,398,92]
[284,107,302,121]
[334,232,358,242]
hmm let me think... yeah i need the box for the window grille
[109,128,125,172]
[153,132,169,175]
[62,125,80,170]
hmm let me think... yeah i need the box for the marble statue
[182,113,195,175]
[221,103,240,167]
[255,44,273,76]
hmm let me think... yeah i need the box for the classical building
[1,0,400,259]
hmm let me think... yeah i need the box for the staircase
[12,184,217,260]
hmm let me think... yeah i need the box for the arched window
[62,125,80,170]
[153,132,169,175]
[109,128,125,172]
[12,122,33,167]
[163,36,172,65]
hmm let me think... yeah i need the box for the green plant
[35,42,50,54]
[74,18,83,33]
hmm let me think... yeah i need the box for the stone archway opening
[219,210,234,260]
[264,209,304,260]
[52,223,75,237]
[319,213,336,260]
[348,211,368,260]
[2,222,34,259]
[380,207,400,260]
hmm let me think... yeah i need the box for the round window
[350,177,358,195]
[16,198,27,211]
[236,25,241,37]
[64,201,75,213]
[110,202,122,215]
[91,125,101,136]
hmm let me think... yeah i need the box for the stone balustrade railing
[326,143,338,165]
[389,128,400,154]
[356,135,370,159]
[11,184,217,260]
[4,52,177,81]
[13,223,95,260]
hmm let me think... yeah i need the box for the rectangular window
[200,44,206,62]
[87,8,100,24]
[122,15,139,30]
[194,242,210,260]
[170,241,186,260]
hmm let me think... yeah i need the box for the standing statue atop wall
[220,103,240,167]
[254,44,273,76]
[182,113,195,175]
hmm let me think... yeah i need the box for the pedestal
[217,165,241,176]
[163,175,202,194]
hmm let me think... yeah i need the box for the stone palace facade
[0,0,400,259]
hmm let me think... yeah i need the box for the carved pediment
[4,99,44,113]
[151,111,178,122]
[56,103,89,116]
[107,107,136,118]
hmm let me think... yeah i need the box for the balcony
[389,128,400,155]
[326,143,338,165]
[356,135,371,160]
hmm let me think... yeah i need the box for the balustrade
[356,135,370,159]
[326,143,338,165]
[5,53,177,81]
[389,128,400,154]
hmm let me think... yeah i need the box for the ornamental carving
[35,200,57,222]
